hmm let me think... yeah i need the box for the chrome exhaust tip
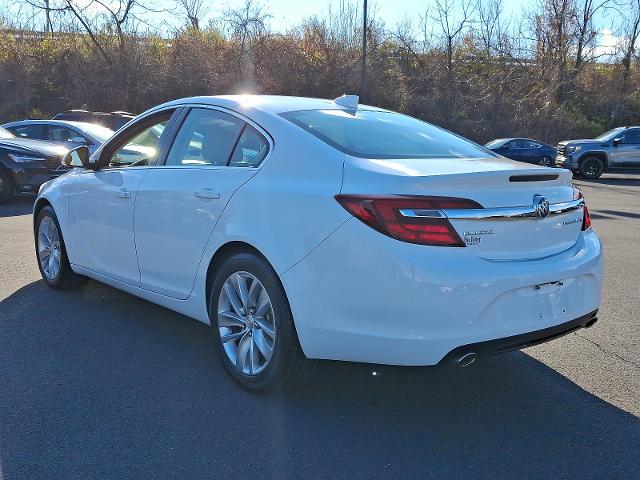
[456,352,477,367]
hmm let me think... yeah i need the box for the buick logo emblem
[533,195,550,219]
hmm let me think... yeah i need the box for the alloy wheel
[37,216,62,280]
[217,271,276,376]
[539,156,552,167]
[582,158,603,178]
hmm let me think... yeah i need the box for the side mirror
[502,144,510,150]
[62,146,90,168]
[69,136,89,144]
[612,137,622,147]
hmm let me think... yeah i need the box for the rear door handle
[115,188,131,199]
[195,189,220,200]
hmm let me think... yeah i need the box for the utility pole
[360,0,368,100]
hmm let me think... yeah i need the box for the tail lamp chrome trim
[399,198,585,220]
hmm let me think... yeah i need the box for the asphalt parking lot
[1,173,639,479]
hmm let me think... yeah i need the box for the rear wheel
[538,156,552,167]
[0,168,14,203]
[579,156,605,179]
[209,252,314,391]
[35,206,87,289]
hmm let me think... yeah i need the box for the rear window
[281,109,492,159]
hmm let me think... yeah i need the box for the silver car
[1,120,114,155]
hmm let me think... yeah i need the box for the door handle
[115,188,131,199]
[194,189,220,200]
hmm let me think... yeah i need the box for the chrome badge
[533,195,550,219]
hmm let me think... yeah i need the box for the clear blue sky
[213,0,531,31]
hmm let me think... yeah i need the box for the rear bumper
[439,309,598,366]
[282,218,603,366]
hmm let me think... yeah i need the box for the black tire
[35,206,88,289]
[208,252,315,391]
[0,168,14,203]
[579,156,605,179]
[538,156,552,167]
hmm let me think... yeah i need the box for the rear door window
[229,125,269,167]
[165,109,244,167]
[45,125,84,143]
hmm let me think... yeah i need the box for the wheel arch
[204,241,275,314]
[33,197,52,228]
[578,151,608,169]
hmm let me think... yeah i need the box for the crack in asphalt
[574,332,640,370]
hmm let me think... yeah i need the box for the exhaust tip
[456,352,477,367]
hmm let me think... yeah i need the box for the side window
[229,125,269,167]
[525,140,541,148]
[165,109,244,167]
[46,126,83,143]
[621,130,640,144]
[509,140,523,149]
[9,124,43,139]
[106,113,172,167]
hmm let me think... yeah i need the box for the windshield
[485,138,509,148]
[594,127,624,142]
[281,109,493,159]
[0,126,15,139]
[76,123,114,143]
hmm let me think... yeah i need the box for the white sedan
[33,95,603,390]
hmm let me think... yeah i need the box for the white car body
[35,95,603,366]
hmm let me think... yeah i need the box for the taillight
[574,186,591,231]
[582,204,591,230]
[335,195,483,246]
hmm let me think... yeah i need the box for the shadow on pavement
[0,196,34,218]
[1,281,638,479]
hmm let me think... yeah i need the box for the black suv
[52,110,135,131]
[0,127,69,202]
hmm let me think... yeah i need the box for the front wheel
[35,206,87,289]
[579,157,605,179]
[209,252,314,391]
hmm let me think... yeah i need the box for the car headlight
[8,153,46,162]
[566,146,581,153]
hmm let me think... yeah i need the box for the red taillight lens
[574,186,591,230]
[582,204,591,230]
[335,195,483,246]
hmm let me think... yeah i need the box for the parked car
[34,95,602,391]
[52,110,135,130]
[485,138,557,166]
[556,126,640,179]
[0,126,68,202]
[2,120,115,154]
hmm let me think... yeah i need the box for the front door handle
[115,188,131,199]
[194,189,220,200]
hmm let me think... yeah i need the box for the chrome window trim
[399,198,585,220]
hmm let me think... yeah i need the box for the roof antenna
[334,94,359,110]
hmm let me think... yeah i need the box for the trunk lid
[341,155,584,260]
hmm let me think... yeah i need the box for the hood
[0,138,69,157]
[558,139,600,147]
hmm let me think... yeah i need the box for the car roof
[157,95,391,115]
[3,119,108,131]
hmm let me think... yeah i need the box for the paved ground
[0,173,639,479]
